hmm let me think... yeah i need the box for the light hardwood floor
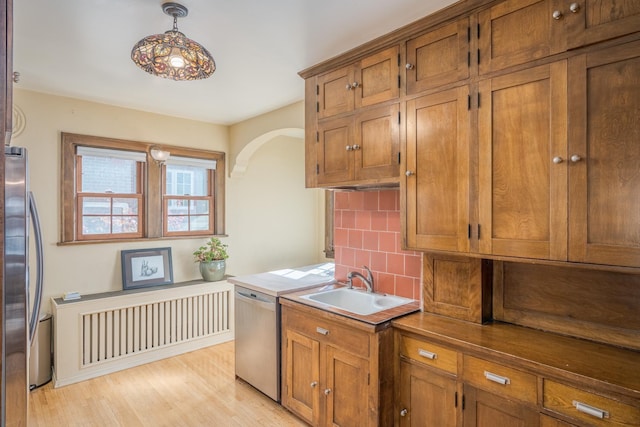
[28,341,306,426]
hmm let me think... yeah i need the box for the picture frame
[121,247,174,290]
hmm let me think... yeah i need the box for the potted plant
[193,237,229,281]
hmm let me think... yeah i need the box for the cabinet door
[406,18,470,94]
[398,361,459,427]
[283,329,321,426]
[463,385,539,427]
[355,45,399,109]
[318,66,355,119]
[478,62,567,260]
[317,116,354,185]
[353,103,400,182]
[565,0,640,50]
[325,345,369,427]
[567,40,640,267]
[405,86,470,252]
[540,414,577,427]
[478,0,565,74]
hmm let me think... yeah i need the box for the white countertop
[228,263,335,297]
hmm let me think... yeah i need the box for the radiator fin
[81,289,230,367]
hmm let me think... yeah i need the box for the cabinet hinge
[316,164,319,175]
[455,391,458,408]
[462,395,466,410]
[398,75,401,88]
[367,373,370,385]
[467,26,471,42]
[398,152,401,164]
[316,131,319,142]
[467,95,471,111]
[398,111,401,124]
[397,53,401,66]
[477,23,480,39]
[477,224,481,239]
[478,92,481,108]
[316,102,319,113]
[477,49,480,65]
[316,85,319,95]
[467,51,471,68]
[468,224,471,239]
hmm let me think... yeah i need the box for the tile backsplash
[333,189,421,300]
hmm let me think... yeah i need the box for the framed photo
[121,247,173,290]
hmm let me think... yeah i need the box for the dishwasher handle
[235,291,276,312]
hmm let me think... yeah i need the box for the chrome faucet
[347,266,374,293]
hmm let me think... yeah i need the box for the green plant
[193,237,229,262]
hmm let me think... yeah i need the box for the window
[61,133,226,243]
[163,157,217,236]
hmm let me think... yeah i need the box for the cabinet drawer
[399,335,457,375]
[463,355,537,404]
[283,307,369,357]
[543,380,640,427]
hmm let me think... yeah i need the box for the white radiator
[52,281,234,387]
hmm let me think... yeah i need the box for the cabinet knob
[346,145,353,151]
[12,72,20,83]
[324,388,332,395]
[569,2,580,13]
[310,381,318,388]
[570,154,582,163]
[552,156,564,164]
[405,170,415,177]
[405,63,415,70]
[346,84,352,91]
[552,10,563,20]
[400,408,408,417]
[352,144,360,150]
[351,81,360,89]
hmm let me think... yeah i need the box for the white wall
[12,89,325,312]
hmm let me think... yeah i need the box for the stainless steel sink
[300,288,415,315]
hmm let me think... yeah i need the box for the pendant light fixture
[131,2,215,81]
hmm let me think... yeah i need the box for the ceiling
[13,0,457,125]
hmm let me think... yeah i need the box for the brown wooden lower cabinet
[463,385,539,427]
[281,301,393,427]
[540,414,577,427]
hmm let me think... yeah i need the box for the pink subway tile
[363,191,379,211]
[379,190,397,211]
[348,229,363,249]
[334,264,348,281]
[348,191,364,210]
[355,211,372,230]
[370,211,388,231]
[334,210,342,228]
[334,228,348,247]
[377,273,395,295]
[379,232,397,252]
[395,275,416,299]
[342,210,355,228]
[341,247,356,266]
[370,251,387,272]
[387,253,405,275]
[355,250,371,269]
[363,231,379,250]
[405,254,421,279]
[335,191,349,209]
[387,212,401,233]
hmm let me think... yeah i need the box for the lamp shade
[131,3,215,81]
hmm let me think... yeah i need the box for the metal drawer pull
[484,371,510,385]
[316,327,329,336]
[418,349,437,360]
[573,401,609,419]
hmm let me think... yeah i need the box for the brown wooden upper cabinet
[317,103,399,186]
[317,46,400,120]
[405,18,471,95]
[478,0,640,75]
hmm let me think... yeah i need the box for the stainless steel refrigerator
[2,146,44,426]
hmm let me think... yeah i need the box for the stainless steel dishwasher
[234,286,280,401]
[231,263,335,402]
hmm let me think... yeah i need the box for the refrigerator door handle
[28,191,44,344]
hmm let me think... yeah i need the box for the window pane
[167,216,189,232]
[190,215,209,231]
[165,165,208,196]
[190,200,209,214]
[81,155,138,193]
[113,198,138,215]
[167,199,189,215]
[82,216,111,235]
[112,217,139,234]
[82,197,111,215]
